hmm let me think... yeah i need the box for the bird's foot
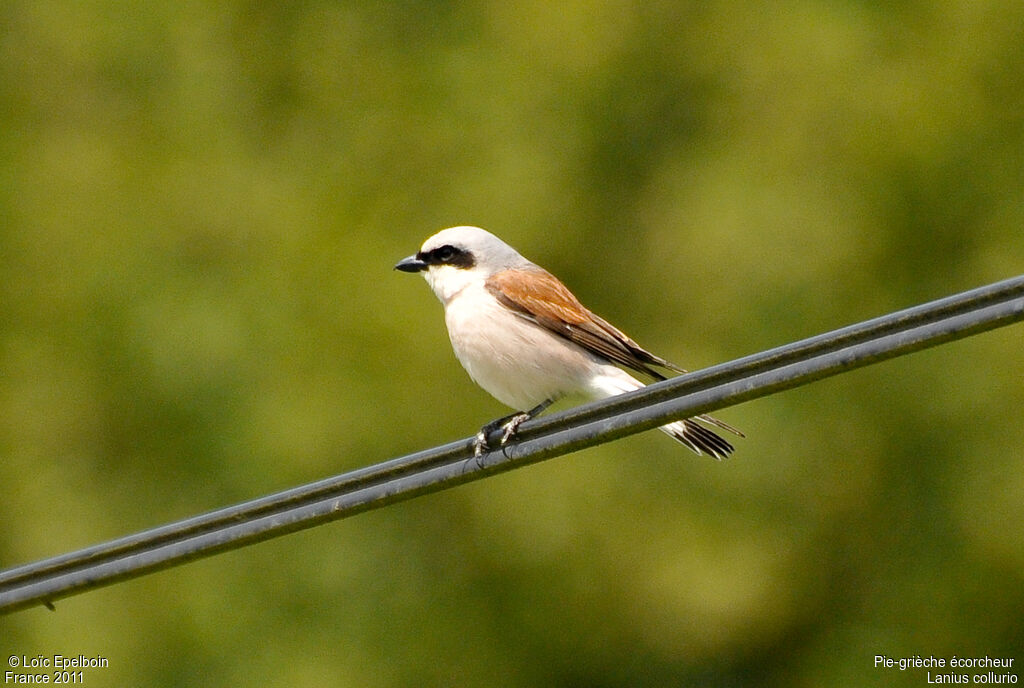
[472,429,490,458]
[499,412,530,452]
[473,412,528,457]
[472,400,555,459]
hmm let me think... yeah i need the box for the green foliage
[1,1,1021,685]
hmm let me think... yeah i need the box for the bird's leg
[473,399,554,457]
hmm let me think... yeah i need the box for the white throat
[423,264,481,306]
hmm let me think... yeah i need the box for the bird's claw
[500,413,528,446]
[473,412,529,459]
[473,430,489,458]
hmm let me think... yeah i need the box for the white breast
[441,282,600,410]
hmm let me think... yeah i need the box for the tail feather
[660,419,735,460]
[695,413,745,438]
[589,368,741,460]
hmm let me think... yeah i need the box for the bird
[394,226,742,459]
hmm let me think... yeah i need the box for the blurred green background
[1,1,1022,685]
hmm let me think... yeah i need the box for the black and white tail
[589,368,743,460]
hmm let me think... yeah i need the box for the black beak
[394,255,428,273]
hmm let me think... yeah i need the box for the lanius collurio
[395,226,742,458]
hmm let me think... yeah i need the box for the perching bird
[395,226,742,458]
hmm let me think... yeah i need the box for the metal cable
[1,274,1022,615]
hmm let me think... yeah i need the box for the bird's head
[395,226,531,304]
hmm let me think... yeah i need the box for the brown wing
[486,267,745,441]
[485,268,684,379]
